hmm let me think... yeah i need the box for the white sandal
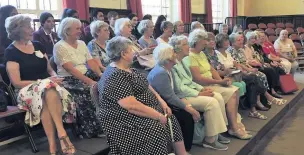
[268,97,287,105]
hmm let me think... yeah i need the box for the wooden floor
[1,83,304,155]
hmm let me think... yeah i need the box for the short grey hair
[5,14,32,41]
[160,21,173,32]
[229,33,243,44]
[90,20,109,38]
[106,36,132,62]
[191,21,205,31]
[114,18,130,36]
[169,35,188,53]
[137,19,153,35]
[280,30,288,37]
[153,43,174,66]
[215,33,229,49]
[219,24,228,34]
[245,31,257,40]
[57,17,81,40]
[188,29,208,48]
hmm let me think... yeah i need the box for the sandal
[268,98,287,105]
[249,111,267,120]
[228,128,252,140]
[59,136,76,155]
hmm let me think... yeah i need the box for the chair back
[258,23,267,29]
[248,23,257,30]
[267,23,276,29]
[275,28,283,36]
[285,23,294,28]
[265,28,275,36]
[285,28,295,34]
[276,23,285,29]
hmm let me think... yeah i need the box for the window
[0,0,63,29]
[142,0,171,23]
[212,0,229,23]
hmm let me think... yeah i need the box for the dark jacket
[32,27,59,57]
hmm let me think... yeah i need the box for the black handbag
[0,88,8,112]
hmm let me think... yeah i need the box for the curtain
[205,0,213,23]
[179,0,192,23]
[62,0,90,21]
[230,0,237,17]
[127,0,143,20]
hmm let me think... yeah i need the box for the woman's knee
[45,88,60,99]
[291,61,299,69]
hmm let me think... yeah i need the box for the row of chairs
[248,22,295,30]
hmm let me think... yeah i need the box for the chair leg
[23,123,39,153]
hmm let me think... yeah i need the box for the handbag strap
[168,117,174,143]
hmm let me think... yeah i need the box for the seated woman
[204,32,246,97]
[219,24,229,35]
[115,18,155,72]
[87,20,110,72]
[98,36,187,155]
[53,17,103,138]
[169,35,237,149]
[148,43,198,152]
[0,5,18,63]
[244,31,284,98]
[232,25,243,34]
[172,20,186,37]
[4,15,76,154]
[156,21,174,44]
[228,33,286,106]
[261,32,290,73]
[33,12,59,57]
[190,21,205,32]
[137,19,158,49]
[274,30,299,76]
[187,29,251,139]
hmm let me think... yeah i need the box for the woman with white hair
[87,20,110,72]
[187,29,252,139]
[98,36,187,155]
[169,36,235,150]
[172,20,186,37]
[137,19,157,49]
[274,30,299,76]
[53,17,103,138]
[148,43,197,152]
[115,18,155,71]
[4,14,76,154]
[157,21,174,44]
[219,24,229,34]
[190,21,205,32]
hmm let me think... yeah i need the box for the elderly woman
[204,32,246,97]
[219,24,229,35]
[156,21,174,44]
[187,29,252,139]
[115,18,155,71]
[4,15,76,154]
[87,20,110,72]
[244,31,283,98]
[169,35,236,149]
[172,20,186,37]
[232,25,243,33]
[148,43,198,152]
[190,21,205,32]
[137,19,157,49]
[228,33,286,106]
[274,30,299,76]
[53,17,103,138]
[98,36,187,154]
[33,12,59,57]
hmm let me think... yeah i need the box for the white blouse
[53,40,93,77]
[216,50,235,69]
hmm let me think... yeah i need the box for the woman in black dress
[98,36,187,155]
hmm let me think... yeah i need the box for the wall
[238,0,304,16]
[192,0,205,14]
[89,0,127,9]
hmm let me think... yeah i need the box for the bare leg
[41,104,56,153]
[173,141,187,155]
[45,88,75,154]
[264,91,274,101]
[226,91,239,131]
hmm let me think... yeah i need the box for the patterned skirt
[16,79,76,127]
[62,71,103,138]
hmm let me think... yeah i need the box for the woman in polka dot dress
[97,36,187,155]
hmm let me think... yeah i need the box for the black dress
[98,66,183,155]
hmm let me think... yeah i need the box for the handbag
[192,120,205,144]
[227,69,242,82]
[137,54,156,69]
[280,74,298,94]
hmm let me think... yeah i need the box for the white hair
[188,29,208,48]
[137,19,153,35]
[245,31,257,40]
[229,33,243,44]
[5,14,32,41]
[153,43,174,66]
[280,30,288,37]
[90,20,109,38]
[219,24,228,34]
[191,21,205,31]
[57,17,81,40]
[114,18,130,36]
[169,35,188,53]
[106,36,132,62]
